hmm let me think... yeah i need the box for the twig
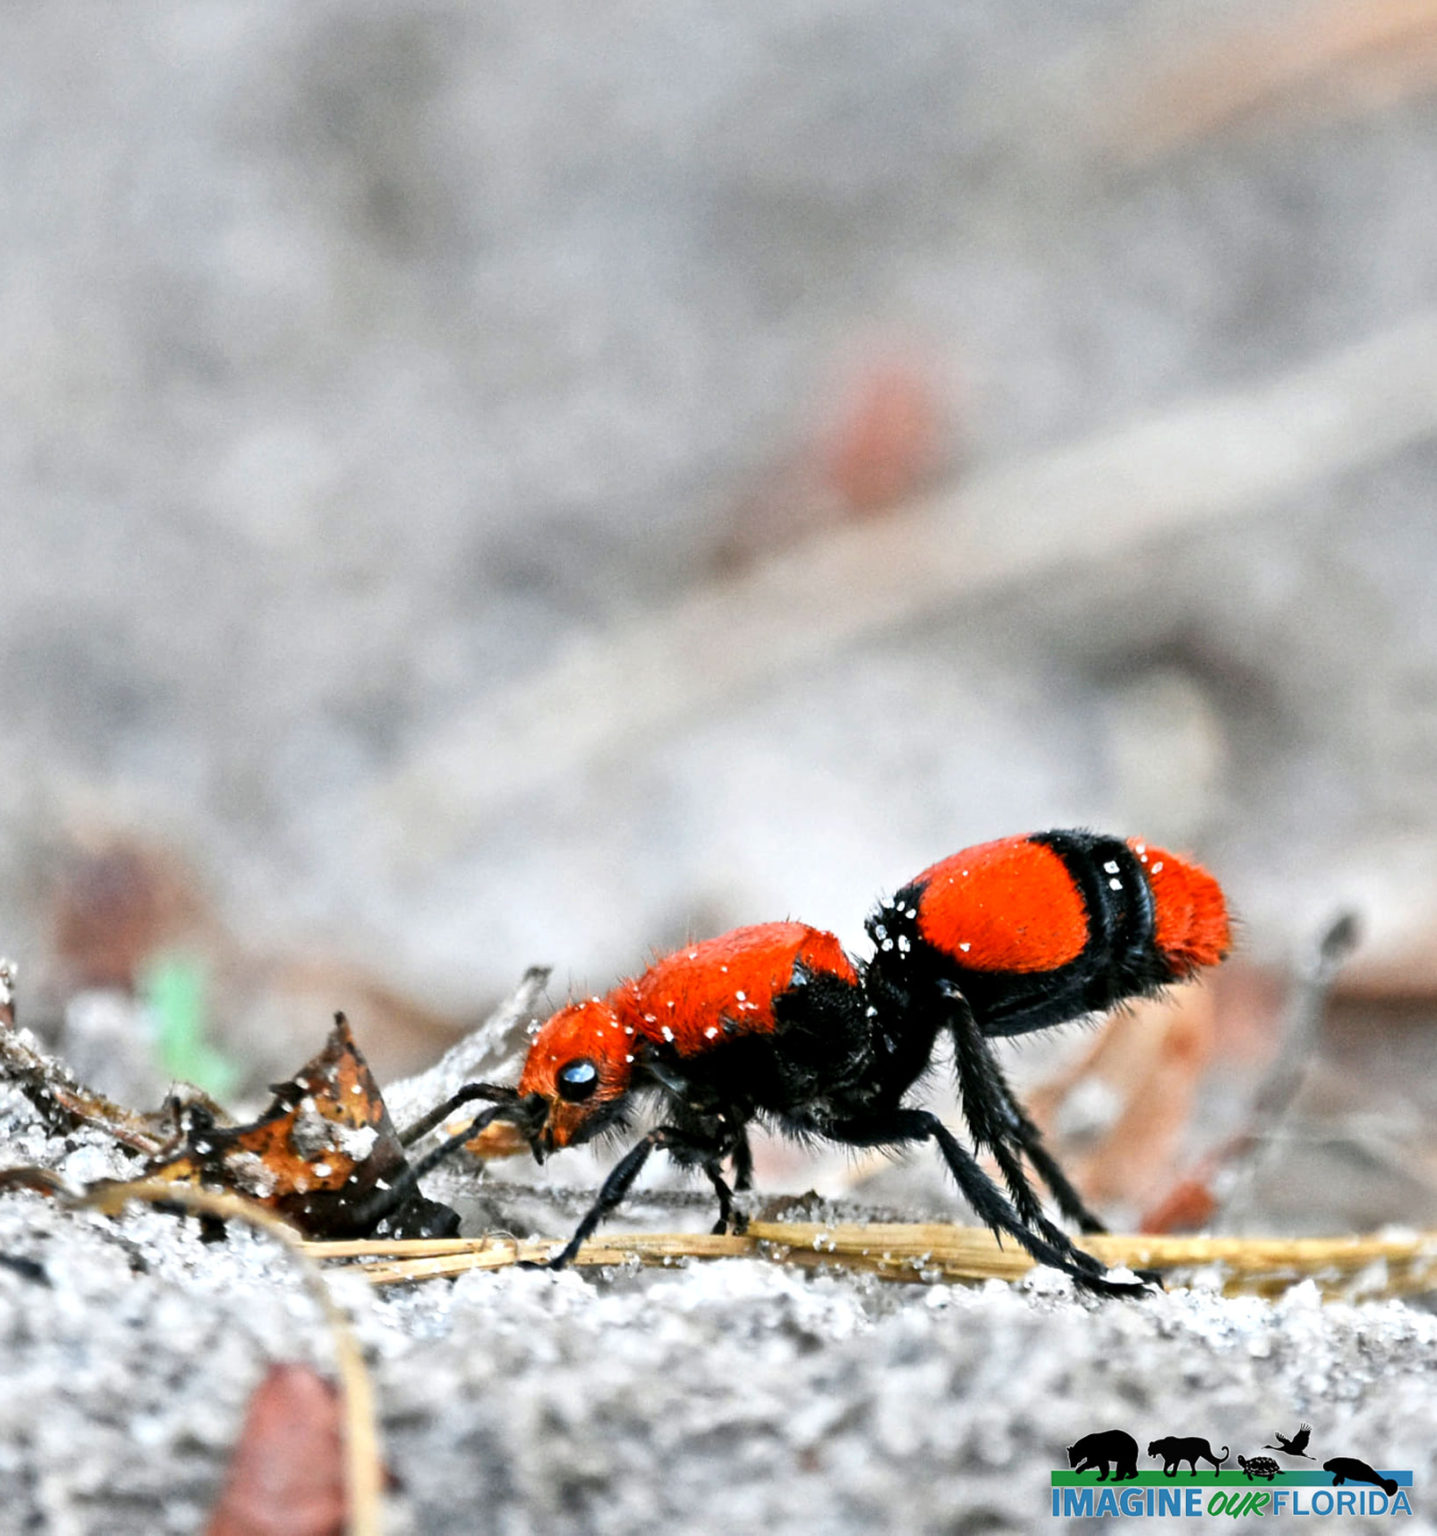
[0,1027,176,1156]
[0,959,16,1029]
[1109,0,1437,159]
[1211,913,1360,1231]
[305,1220,1437,1301]
[0,1170,382,1536]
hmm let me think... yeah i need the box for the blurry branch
[1109,0,1437,159]
[1142,914,1361,1234]
[1207,914,1361,1232]
[380,316,1437,861]
[1235,916,1360,1143]
[382,966,550,1130]
[310,1219,1437,1301]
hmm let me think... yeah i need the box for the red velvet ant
[397,832,1229,1297]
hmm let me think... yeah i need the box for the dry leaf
[205,1364,346,1536]
[147,1014,458,1239]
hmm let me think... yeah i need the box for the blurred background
[5,0,1437,1237]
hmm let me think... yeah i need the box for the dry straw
[306,1221,1437,1302]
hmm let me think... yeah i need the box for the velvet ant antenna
[406,832,1231,1296]
[348,1083,540,1236]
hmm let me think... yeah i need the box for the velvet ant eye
[556,1058,599,1102]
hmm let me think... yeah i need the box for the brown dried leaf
[205,1364,346,1536]
[146,1014,454,1239]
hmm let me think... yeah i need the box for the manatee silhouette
[1324,1458,1398,1497]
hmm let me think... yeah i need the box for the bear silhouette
[1324,1458,1398,1497]
[1148,1437,1229,1477]
[1068,1430,1139,1481]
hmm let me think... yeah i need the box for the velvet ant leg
[532,1126,742,1268]
[702,1156,740,1235]
[530,1125,726,1271]
[526,1133,661,1270]
[1013,1125,1105,1235]
[827,1108,1147,1298]
[939,983,1108,1246]
[730,1123,755,1193]
[344,1101,516,1234]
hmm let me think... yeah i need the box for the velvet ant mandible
[403,831,1230,1297]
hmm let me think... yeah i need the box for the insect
[406,831,1230,1296]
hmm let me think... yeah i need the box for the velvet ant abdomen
[866,831,1229,1039]
[1138,841,1228,973]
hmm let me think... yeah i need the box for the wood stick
[378,315,1437,857]
[306,1221,1437,1301]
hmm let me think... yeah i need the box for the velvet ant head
[517,997,637,1150]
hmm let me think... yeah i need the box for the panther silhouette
[1147,1437,1229,1478]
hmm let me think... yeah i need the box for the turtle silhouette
[1265,1423,1314,1459]
[1237,1455,1281,1482]
[1324,1458,1398,1497]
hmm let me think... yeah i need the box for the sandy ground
[3,1070,1436,1536]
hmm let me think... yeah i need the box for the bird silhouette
[1265,1424,1314,1459]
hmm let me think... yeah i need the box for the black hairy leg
[341,1100,518,1236]
[702,1154,744,1235]
[939,981,1107,1237]
[528,1124,730,1271]
[826,1107,1148,1298]
[729,1121,755,1192]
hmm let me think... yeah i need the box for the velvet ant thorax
[628,922,860,1055]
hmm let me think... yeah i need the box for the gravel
[4,1077,1436,1535]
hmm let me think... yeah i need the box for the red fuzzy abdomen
[1128,840,1230,974]
[870,830,1231,1038]
[908,836,1090,973]
[628,922,858,1057]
